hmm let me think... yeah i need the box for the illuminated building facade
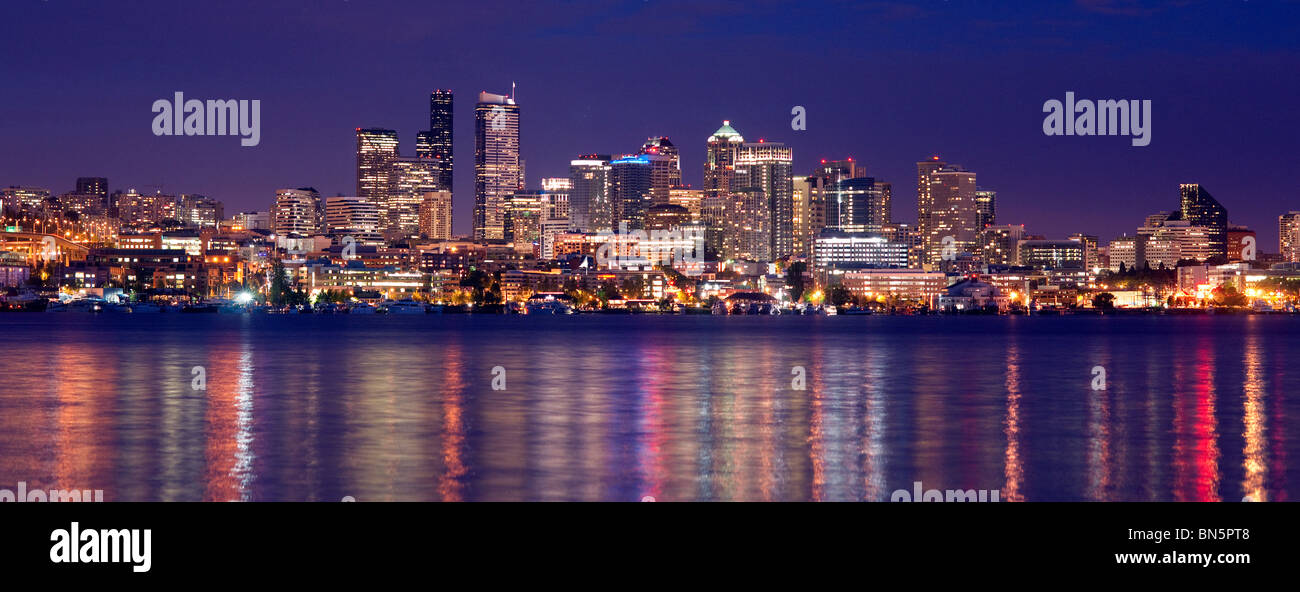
[569,155,611,232]
[271,188,321,236]
[474,91,521,241]
[418,191,453,240]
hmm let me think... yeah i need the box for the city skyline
[3,1,1297,247]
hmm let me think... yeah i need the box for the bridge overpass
[0,231,91,265]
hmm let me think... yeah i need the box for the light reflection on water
[0,314,1295,502]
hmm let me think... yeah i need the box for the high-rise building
[810,159,860,234]
[1279,212,1300,262]
[59,192,106,215]
[234,211,271,231]
[980,224,1027,266]
[792,176,814,256]
[356,128,399,226]
[668,187,703,222]
[179,194,224,228]
[115,190,176,226]
[881,222,922,268]
[1179,184,1228,259]
[539,179,571,260]
[917,158,978,267]
[734,141,794,261]
[1018,240,1085,270]
[568,155,611,232]
[975,190,996,230]
[1226,225,1255,262]
[640,137,682,201]
[1137,216,1216,266]
[2,186,51,210]
[418,191,453,240]
[703,121,744,258]
[272,188,322,236]
[418,90,454,191]
[474,91,521,241]
[609,154,654,230]
[539,178,571,222]
[1107,235,1140,272]
[825,177,889,234]
[387,157,441,237]
[324,196,383,245]
[505,190,544,245]
[75,177,108,208]
[1069,233,1099,270]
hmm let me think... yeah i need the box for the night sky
[3,1,1297,246]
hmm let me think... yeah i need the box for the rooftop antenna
[511,81,516,101]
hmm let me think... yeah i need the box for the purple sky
[2,0,1297,247]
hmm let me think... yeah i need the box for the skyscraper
[975,190,996,230]
[324,196,383,244]
[1179,184,1228,259]
[505,190,544,245]
[1280,212,1300,262]
[388,157,442,237]
[272,188,322,236]
[418,191,454,240]
[703,121,744,258]
[569,155,611,232]
[640,136,682,199]
[917,158,978,267]
[474,91,520,241]
[980,224,1026,265]
[825,177,889,234]
[735,140,794,260]
[76,177,108,208]
[609,154,654,230]
[417,90,454,191]
[356,128,399,227]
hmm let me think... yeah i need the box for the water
[0,314,1295,502]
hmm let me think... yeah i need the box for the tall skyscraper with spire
[474,90,520,241]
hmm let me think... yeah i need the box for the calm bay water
[0,314,1295,502]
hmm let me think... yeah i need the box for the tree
[785,261,807,302]
[268,260,292,306]
[828,284,853,307]
[1212,285,1248,307]
[1092,292,1116,312]
[597,279,621,305]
